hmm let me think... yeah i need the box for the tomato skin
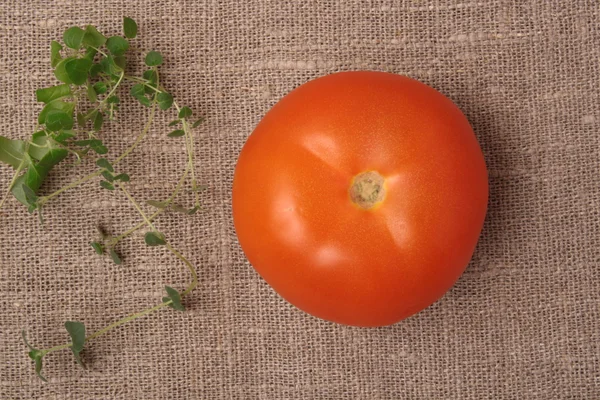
[233,71,488,327]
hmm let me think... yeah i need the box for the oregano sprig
[1,17,205,381]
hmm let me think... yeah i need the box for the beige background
[1,1,599,399]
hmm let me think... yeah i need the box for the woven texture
[1,1,599,398]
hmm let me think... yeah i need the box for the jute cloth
[0,1,598,398]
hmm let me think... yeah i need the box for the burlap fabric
[0,1,598,398]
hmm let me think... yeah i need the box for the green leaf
[168,120,180,127]
[157,92,173,110]
[35,84,72,104]
[53,130,76,145]
[145,51,163,66]
[114,173,130,182]
[143,69,157,84]
[45,110,74,131]
[87,82,97,103]
[76,112,87,127]
[136,96,151,107]
[63,26,85,49]
[11,149,68,206]
[93,82,107,94]
[192,117,205,128]
[65,58,93,85]
[54,57,75,83]
[163,286,184,311]
[65,321,85,353]
[130,84,145,98]
[167,129,185,138]
[65,321,86,368]
[28,351,47,382]
[178,106,192,119]
[106,95,120,104]
[106,36,129,56]
[146,200,167,209]
[28,132,49,160]
[123,17,138,39]
[50,40,62,67]
[171,203,197,215]
[100,180,114,190]
[100,55,122,75]
[84,46,98,61]
[93,111,103,131]
[96,158,113,172]
[109,248,122,264]
[0,136,27,168]
[92,144,108,154]
[22,184,38,205]
[82,25,106,48]
[38,99,75,125]
[144,231,166,246]
[101,170,114,182]
[90,63,103,78]
[90,242,104,254]
[114,55,127,70]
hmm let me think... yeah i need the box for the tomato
[233,71,488,327]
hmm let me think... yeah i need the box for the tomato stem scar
[349,171,386,209]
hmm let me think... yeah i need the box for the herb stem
[104,71,124,102]
[0,158,27,210]
[174,102,199,207]
[166,243,198,296]
[118,183,156,231]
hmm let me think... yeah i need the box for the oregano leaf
[130,84,145,98]
[38,99,75,125]
[50,40,62,67]
[65,321,86,368]
[65,58,93,85]
[143,69,157,84]
[22,331,47,382]
[90,242,104,254]
[54,57,75,84]
[144,51,163,66]
[157,92,173,110]
[167,129,185,137]
[87,82,97,103]
[168,120,180,127]
[144,231,166,246]
[192,117,205,128]
[114,173,130,182]
[0,136,27,169]
[45,110,74,131]
[101,171,115,182]
[93,81,107,94]
[109,248,122,265]
[35,84,72,104]
[163,286,184,311]
[123,17,138,39]
[178,106,192,119]
[95,158,113,172]
[146,200,167,209]
[93,111,104,131]
[100,181,114,190]
[63,27,85,49]
[106,36,129,56]
[82,25,106,48]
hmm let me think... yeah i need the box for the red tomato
[233,71,488,327]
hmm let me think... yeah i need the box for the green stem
[166,243,198,296]
[118,183,156,231]
[174,102,199,207]
[110,210,163,245]
[0,158,27,210]
[104,71,124,102]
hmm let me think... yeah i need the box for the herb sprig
[0,17,204,381]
